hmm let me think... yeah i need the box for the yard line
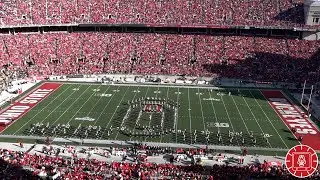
[129,86,150,141]
[49,85,93,126]
[160,86,170,143]
[197,88,207,134]
[88,86,121,138]
[240,90,272,148]
[175,87,179,143]
[58,85,103,133]
[229,93,251,135]
[12,84,75,135]
[100,86,130,139]
[217,89,239,145]
[143,86,160,142]
[114,86,141,140]
[253,90,290,148]
[188,88,193,144]
[82,85,111,139]
[208,91,224,144]
[187,88,192,136]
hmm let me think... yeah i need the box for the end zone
[0,83,61,133]
[263,90,320,151]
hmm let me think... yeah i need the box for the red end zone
[263,90,320,151]
[0,83,61,132]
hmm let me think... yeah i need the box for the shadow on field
[287,137,297,141]
[282,129,291,133]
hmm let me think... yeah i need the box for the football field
[1,82,320,151]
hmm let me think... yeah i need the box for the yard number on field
[133,90,140,93]
[154,91,161,94]
[92,89,100,92]
[113,90,120,92]
[207,122,229,128]
[217,92,225,96]
[72,88,79,91]
[262,133,273,138]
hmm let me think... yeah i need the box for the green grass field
[2,82,302,150]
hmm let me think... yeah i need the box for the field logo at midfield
[285,144,318,178]
[75,117,95,121]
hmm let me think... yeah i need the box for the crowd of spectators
[0,32,320,84]
[0,0,310,28]
[0,145,319,180]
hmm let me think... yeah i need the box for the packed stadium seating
[0,0,309,28]
[0,33,319,83]
[0,146,319,180]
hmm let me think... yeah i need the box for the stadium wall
[302,31,320,40]
[0,24,304,39]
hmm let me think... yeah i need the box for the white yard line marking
[208,91,223,144]
[175,87,179,143]
[217,89,238,145]
[143,86,160,142]
[129,86,150,141]
[240,90,272,148]
[229,92,251,136]
[90,86,121,138]
[49,85,93,126]
[187,88,192,137]
[12,84,72,135]
[100,86,130,139]
[82,85,111,139]
[160,86,170,143]
[197,88,207,134]
[115,86,140,140]
[253,90,290,148]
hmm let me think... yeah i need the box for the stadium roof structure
[305,0,320,6]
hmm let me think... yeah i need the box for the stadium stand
[0,1,320,179]
[0,33,319,83]
[0,0,312,28]
[0,144,319,180]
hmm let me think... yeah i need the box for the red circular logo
[285,145,318,178]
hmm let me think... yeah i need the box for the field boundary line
[239,90,272,148]
[12,84,73,135]
[0,82,45,114]
[26,84,81,128]
[5,83,62,134]
[57,81,282,91]
[280,90,320,132]
[255,90,291,148]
